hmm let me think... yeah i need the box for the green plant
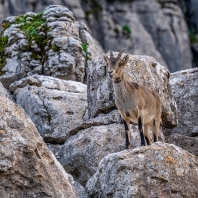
[51,45,60,52]
[81,42,91,61]
[122,25,131,38]
[0,35,8,75]
[189,30,197,44]
[48,114,52,123]
[1,21,11,30]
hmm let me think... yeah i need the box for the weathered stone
[164,68,198,137]
[60,121,164,186]
[0,5,102,89]
[0,92,79,197]
[86,142,198,198]
[165,134,198,157]
[10,75,87,144]
[68,174,89,198]
[46,143,63,161]
[0,81,12,100]
[87,53,177,128]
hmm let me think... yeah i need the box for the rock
[46,143,63,161]
[0,91,79,197]
[0,5,102,89]
[68,174,89,198]
[86,142,198,198]
[165,134,198,157]
[0,81,12,100]
[164,68,198,137]
[10,75,87,144]
[87,53,177,128]
[60,121,165,186]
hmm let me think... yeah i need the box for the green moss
[51,45,60,52]
[11,11,50,66]
[122,25,131,38]
[0,35,8,75]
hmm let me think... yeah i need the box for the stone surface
[87,53,177,128]
[86,142,198,198]
[164,68,198,137]
[0,5,102,89]
[60,120,165,186]
[0,91,79,197]
[68,174,89,198]
[165,134,198,157]
[10,75,87,144]
[0,81,12,100]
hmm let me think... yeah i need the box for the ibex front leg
[123,119,131,149]
[138,117,146,146]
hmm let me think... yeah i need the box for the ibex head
[103,49,129,78]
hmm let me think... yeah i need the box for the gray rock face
[0,90,79,197]
[87,53,177,128]
[60,118,165,186]
[10,75,87,144]
[166,134,198,157]
[164,68,198,137]
[85,0,192,72]
[0,5,102,89]
[86,142,198,198]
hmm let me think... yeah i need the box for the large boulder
[0,85,79,197]
[164,68,198,137]
[86,142,198,198]
[10,75,87,144]
[60,113,165,186]
[0,5,102,89]
[87,53,177,128]
[165,134,198,157]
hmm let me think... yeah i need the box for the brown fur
[103,49,162,148]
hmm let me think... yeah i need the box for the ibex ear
[103,54,109,65]
[122,54,129,65]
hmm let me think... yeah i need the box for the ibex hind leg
[138,117,146,146]
[144,123,152,145]
[123,119,131,149]
[151,119,160,142]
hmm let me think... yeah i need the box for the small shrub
[122,25,131,38]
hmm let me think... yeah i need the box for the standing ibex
[103,49,162,149]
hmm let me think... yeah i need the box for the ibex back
[103,49,162,148]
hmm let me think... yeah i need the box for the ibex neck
[113,72,126,84]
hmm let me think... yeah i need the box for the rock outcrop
[0,5,102,89]
[0,0,194,72]
[87,53,177,128]
[86,142,198,198]
[10,75,87,144]
[0,82,79,198]
[164,68,198,137]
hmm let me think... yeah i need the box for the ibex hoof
[126,145,130,149]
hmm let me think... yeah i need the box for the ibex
[103,49,162,149]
